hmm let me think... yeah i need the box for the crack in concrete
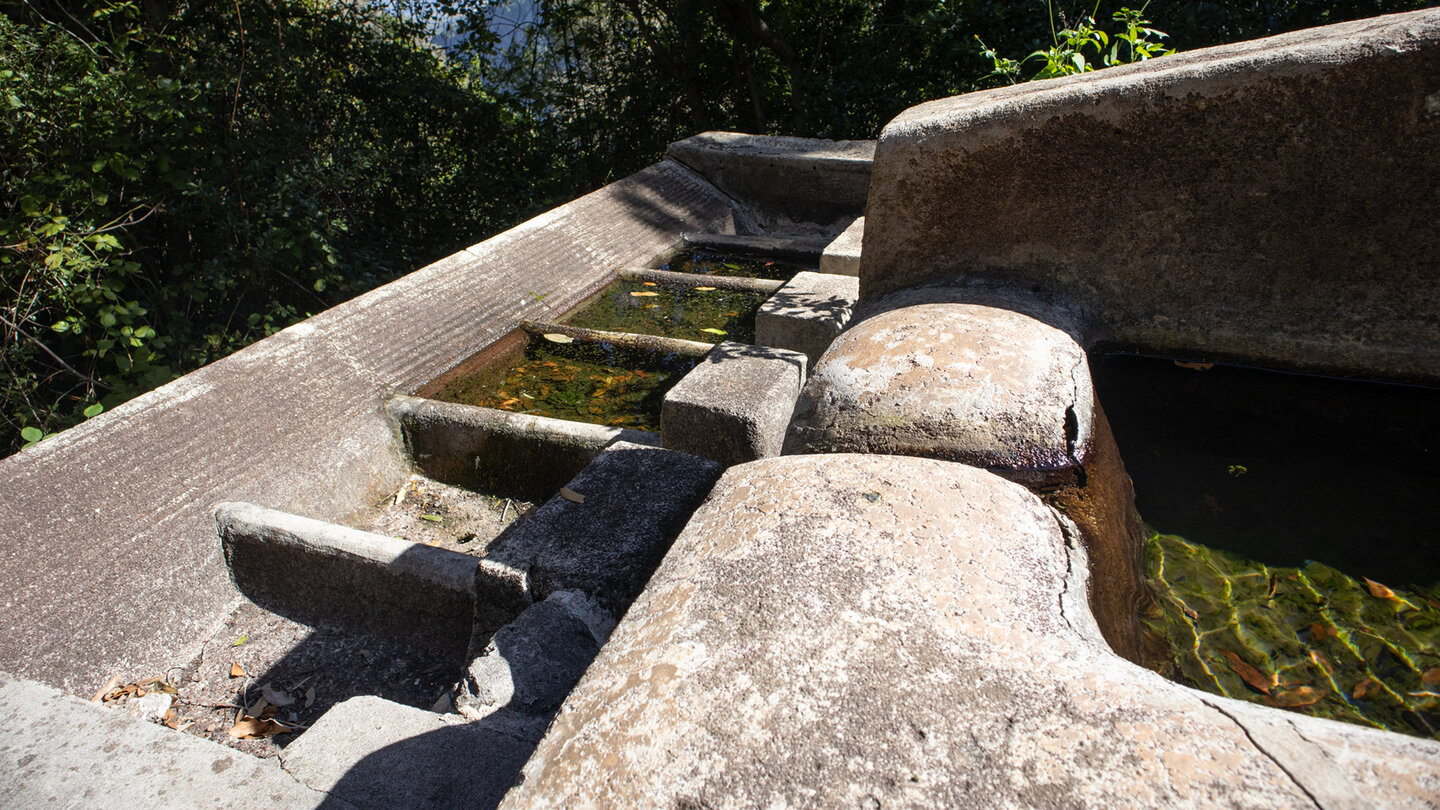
[1196,696,1326,810]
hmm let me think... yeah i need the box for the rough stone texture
[0,159,733,696]
[216,502,477,660]
[387,395,660,501]
[862,9,1440,385]
[467,441,723,667]
[661,341,808,467]
[784,299,1148,660]
[668,132,874,237]
[280,695,546,810]
[681,231,831,263]
[786,302,1092,484]
[0,671,338,809]
[501,455,1440,808]
[754,271,860,368]
[458,590,614,720]
[819,215,864,276]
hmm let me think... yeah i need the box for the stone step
[818,215,863,277]
[280,694,546,810]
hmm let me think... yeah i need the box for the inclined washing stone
[754,270,859,369]
[818,215,863,276]
[457,590,614,720]
[500,454,1440,808]
[784,296,1149,662]
[468,441,722,663]
[660,341,807,467]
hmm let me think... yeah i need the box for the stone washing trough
[3,8,1440,808]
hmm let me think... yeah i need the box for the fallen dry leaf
[230,662,246,678]
[560,487,585,504]
[245,696,270,719]
[1220,649,1271,695]
[228,717,296,739]
[91,675,122,703]
[261,684,295,707]
[1365,578,1397,599]
[1423,668,1440,688]
[629,291,659,297]
[694,286,716,291]
[1352,677,1383,699]
[1270,686,1323,708]
[305,686,316,708]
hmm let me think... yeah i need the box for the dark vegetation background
[2,0,1433,454]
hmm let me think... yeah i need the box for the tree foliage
[3,0,1434,454]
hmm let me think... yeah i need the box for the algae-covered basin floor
[1092,354,1440,739]
[662,249,810,281]
[433,339,699,433]
[563,280,768,344]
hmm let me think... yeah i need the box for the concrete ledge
[0,671,336,809]
[669,132,874,237]
[217,502,477,659]
[280,695,544,810]
[863,8,1440,384]
[661,341,807,466]
[502,455,1440,807]
[387,395,661,501]
[754,271,859,368]
[681,232,830,262]
[818,215,863,276]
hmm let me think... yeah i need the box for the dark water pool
[563,280,767,344]
[1092,355,1440,738]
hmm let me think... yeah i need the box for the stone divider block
[660,341,807,467]
[754,270,859,369]
[500,454,1440,808]
[784,297,1149,661]
[818,215,863,276]
[279,694,546,810]
[386,395,660,501]
[216,502,478,660]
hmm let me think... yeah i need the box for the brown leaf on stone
[1422,668,1440,688]
[1220,649,1270,695]
[261,684,295,707]
[245,696,270,719]
[162,708,179,729]
[1365,578,1397,599]
[228,717,296,739]
[560,487,585,504]
[230,662,246,678]
[1352,677,1382,699]
[1271,686,1323,708]
[91,675,122,703]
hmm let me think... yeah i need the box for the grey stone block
[216,502,478,659]
[818,216,863,276]
[501,455,1440,808]
[755,271,859,368]
[459,589,614,720]
[660,341,807,467]
[473,442,723,625]
[280,694,546,810]
[668,132,874,236]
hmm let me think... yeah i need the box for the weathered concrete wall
[0,159,737,696]
[863,9,1440,384]
[504,454,1440,807]
[668,132,874,237]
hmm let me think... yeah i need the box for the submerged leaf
[1352,677,1383,699]
[1271,686,1323,708]
[700,328,727,335]
[1174,361,1214,371]
[1365,578,1397,599]
[1220,649,1271,694]
[542,333,574,344]
[694,286,716,291]
[629,291,660,297]
[1422,668,1440,688]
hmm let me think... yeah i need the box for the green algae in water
[1146,532,1440,738]
[562,281,767,344]
[433,340,698,432]
[661,249,810,282]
